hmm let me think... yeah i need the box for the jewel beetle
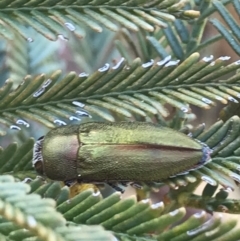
[33,122,211,187]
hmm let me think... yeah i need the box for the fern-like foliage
[1,176,239,241]
[115,0,239,61]
[0,53,239,135]
[0,0,240,240]
[0,0,199,41]
[0,175,115,241]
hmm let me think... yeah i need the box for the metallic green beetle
[33,122,211,189]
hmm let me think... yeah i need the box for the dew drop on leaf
[170,209,179,216]
[180,106,189,113]
[228,96,238,103]
[157,55,171,66]
[151,202,164,209]
[64,22,76,31]
[112,57,125,69]
[72,101,85,108]
[16,119,30,128]
[194,210,205,218]
[42,79,52,88]
[234,60,240,65]
[219,56,231,61]
[142,59,154,68]
[230,173,240,183]
[10,125,21,130]
[27,37,34,42]
[33,88,45,97]
[225,187,234,192]
[69,116,81,121]
[75,110,90,117]
[53,119,67,126]
[27,216,37,228]
[58,34,68,41]
[98,63,110,72]
[201,176,217,186]
[79,72,89,77]
[202,98,212,104]
[165,60,180,67]
[202,55,213,62]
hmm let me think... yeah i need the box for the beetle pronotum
[33,122,211,190]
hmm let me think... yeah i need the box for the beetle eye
[32,136,45,175]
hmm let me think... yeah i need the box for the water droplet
[27,37,33,42]
[234,60,240,65]
[92,191,101,196]
[219,56,231,61]
[151,202,164,209]
[27,216,37,227]
[78,174,81,177]
[10,125,21,130]
[231,174,240,183]
[75,110,90,117]
[170,209,179,216]
[72,101,85,108]
[53,119,67,126]
[42,79,52,88]
[33,88,45,97]
[16,119,30,128]
[194,211,205,218]
[112,57,125,69]
[142,59,154,68]
[201,176,217,186]
[228,96,238,103]
[202,98,212,104]
[58,34,68,41]
[157,55,171,66]
[79,72,89,77]
[181,107,189,113]
[69,116,81,121]
[22,177,33,183]
[98,63,110,72]
[225,187,234,192]
[202,55,213,62]
[64,22,76,31]
[165,60,180,67]
[141,199,150,203]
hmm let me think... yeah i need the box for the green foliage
[0,0,199,41]
[0,0,240,240]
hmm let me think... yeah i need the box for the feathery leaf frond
[210,0,240,55]
[0,54,239,134]
[0,0,199,41]
[0,175,115,241]
[26,180,240,240]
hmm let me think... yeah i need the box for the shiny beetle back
[33,122,211,183]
